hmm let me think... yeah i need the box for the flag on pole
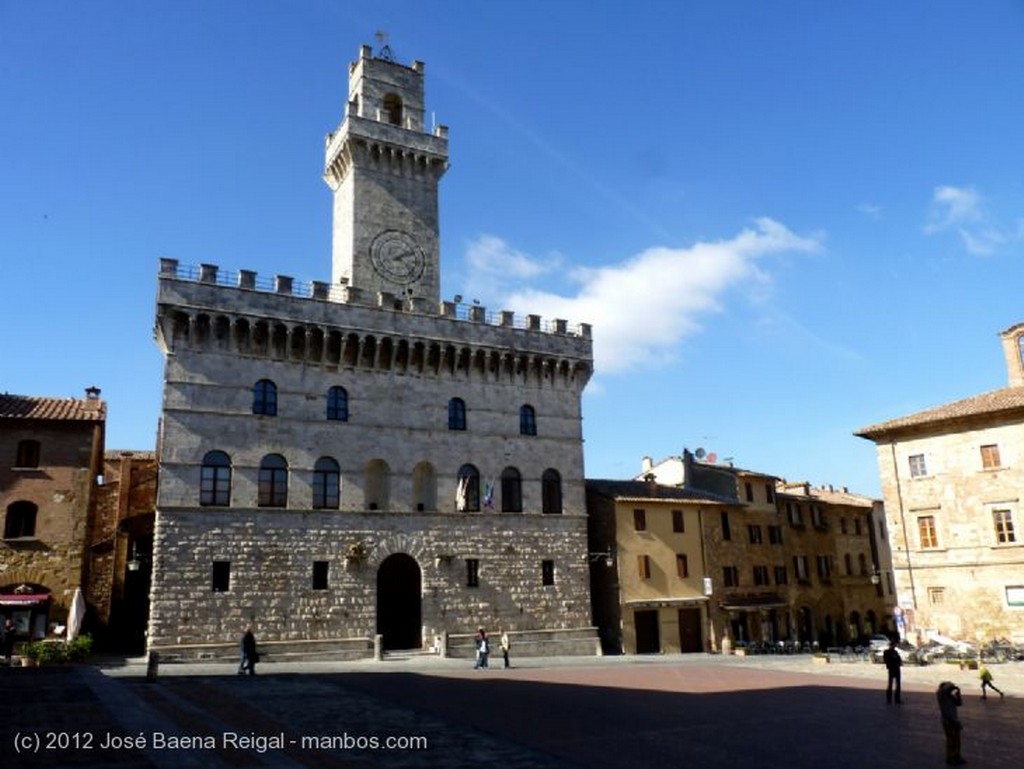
[483,480,494,510]
[455,476,467,512]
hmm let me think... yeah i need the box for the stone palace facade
[147,45,596,660]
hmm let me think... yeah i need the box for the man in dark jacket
[883,639,902,704]
[937,681,965,765]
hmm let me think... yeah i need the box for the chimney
[85,386,101,401]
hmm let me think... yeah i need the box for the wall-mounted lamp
[435,554,454,569]
[127,541,141,572]
[588,548,615,568]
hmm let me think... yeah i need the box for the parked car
[867,634,893,653]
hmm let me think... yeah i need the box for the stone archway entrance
[376,554,422,651]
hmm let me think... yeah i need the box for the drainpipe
[889,441,918,613]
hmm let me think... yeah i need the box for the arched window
[501,467,523,512]
[383,92,403,126]
[326,386,349,421]
[519,405,537,436]
[541,468,562,514]
[4,501,38,539]
[253,379,277,416]
[258,454,288,507]
[365,459,391,511]
[15,440,40,468]
[858,553,868,576]
[200,450,232,506]
[412,461,437,512]
[312,457,340,509]
[448,398,466,431]
[456,464,480,512]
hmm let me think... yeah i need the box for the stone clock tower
[323,44,448,302]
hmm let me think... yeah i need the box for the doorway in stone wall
[376,553,422,650]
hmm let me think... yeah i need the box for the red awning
[0,594,51,605]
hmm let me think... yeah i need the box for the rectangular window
[768,525,783,545]
[928,586,945,605]
[15,440,40,468]
[1006,585,1024,607]
[721,511,731,541]
[466,558,480,588]
[774,565,788,585]
[844,553,853,575]
[993,509,1016,544]
[541,559,555,586]
[633,508,646,531]
[854,516,862,536]
[744,482,754,502]
[793,555,809,583]
[672,509,685,533]
[312,560,329,590]
[816,555,832,581]
[753,565,770,586]
[765,484,774,503]
[908,453,927,478]
[918,515,939,549]
[723,565,739,587]
[676,553,689,578]
[212,561,231,592]
[748,524,763,544]
[638,554,651,580]
[789,503,804,527]
[981,444,1001,469]
[811,506,827,530]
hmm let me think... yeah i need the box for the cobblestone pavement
[3,653,1023,768]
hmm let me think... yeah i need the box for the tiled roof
[586,479,737,506]
[856,386,1024,439]
[0,393,106,422]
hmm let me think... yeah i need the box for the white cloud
[857,203,882,219]
[923,185,1022,256]
[924,185,982,233]
[462,218,823,375]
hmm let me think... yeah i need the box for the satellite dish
[695,447,706,459]
[707,452,717,464]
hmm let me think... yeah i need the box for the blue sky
[3,1,1024,497]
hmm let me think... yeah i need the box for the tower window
[327,386,349,421]
[312,457,341,509]
[519,405,537,436]
[382,93,403,126]
[258,454,288,507]
[200,450,232,506]
[541,469,562,514]
[500,467,522,513]
[312,561,329,590]
[466,558,480,588]
[456,464,480,512]
[541,559,555,586]
[212,561,231,592]
[253,379,277,416]
[448,398,466,430]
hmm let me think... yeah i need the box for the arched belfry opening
[376,553,422,650]
[383,93,403,126]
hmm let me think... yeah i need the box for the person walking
[2,617,15,665]
[238,627,259,675]
[937,681,965,765]
[883,639,902,704]
[979,665,1004,699]
[473,628,489,669]
[500,629,511,669]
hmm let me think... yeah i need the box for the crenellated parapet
[155,259,593,389]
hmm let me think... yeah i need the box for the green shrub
[66,634,93,662]
[35,641,67,664]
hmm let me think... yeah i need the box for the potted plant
[66,634,93,663]
[21,641,41,667]
[35,640,67,666]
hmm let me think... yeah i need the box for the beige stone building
[586,479,732,654]
[148,45,596,660]
[857,323,1024,645]
[625,452,891,653]
[0,389,105,642]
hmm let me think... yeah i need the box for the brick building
[148,45,596,660]
[857,322,1024,644]
[0,389,105,643]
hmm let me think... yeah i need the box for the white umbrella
[67,587,86,642]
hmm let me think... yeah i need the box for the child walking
[979,665,1004,699]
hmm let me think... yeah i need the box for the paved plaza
[3,652,1023,768]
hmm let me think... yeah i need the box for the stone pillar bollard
[374,634,383,661]
[146,651,160,682]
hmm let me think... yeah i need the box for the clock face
[370,230,425,285]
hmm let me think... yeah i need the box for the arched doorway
[376,554,422,651]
